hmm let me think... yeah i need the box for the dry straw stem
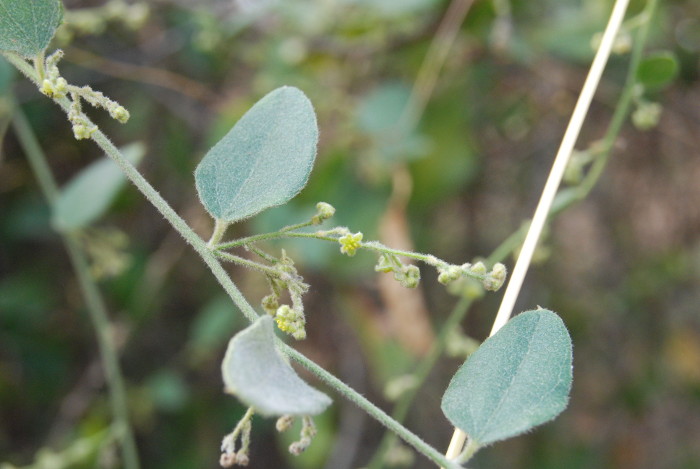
[443,0,631,462]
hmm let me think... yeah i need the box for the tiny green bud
[632,101,662,130]
[483,262,507,291]
[40,79,54,97]
[339,232,363,257]
[53,77,68,98]
[374,254,395,273]
[72,123,96,140]
[261,294,279,315]
[437,265,461,285]
[469,261,487,276]
[400,265,420,288]
[110,105,130,123]
[311,202,335,224]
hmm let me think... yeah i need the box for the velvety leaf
[637,52,679,90]
[52,143,145,231]
[0,0,63,58]
[221,316,331,417]
[441,309,573,445]
[195,86,318,223]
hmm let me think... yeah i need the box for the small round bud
[311,202,335,224]
[72,124,96,140]
[40,79,54,97]
[220,453,236,468]
[110,105,130,123]
[276,415,294,432]
[53,77,68,97]
[289,441,308,456]
[437,265,461,285]
[469,261,487,276]
[261,294,279,315]
[400,265,420,288]
[632,101,662,131]
[374,255,395,273]
[234,453,249,466]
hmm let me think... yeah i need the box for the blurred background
[1,0,700,468]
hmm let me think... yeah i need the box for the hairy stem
[12,108,140,469]
[3,51,463,469]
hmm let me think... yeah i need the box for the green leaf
[222,316,331,417]
[195,86,318,223]
[0,0,64,58]
[52,143,145,231]
[441,309,573,445]
[637,52,679,90]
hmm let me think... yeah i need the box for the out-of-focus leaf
[441,309,573,445]
[637,52,679,90]
[195,86,318,223]
[52,143,145,231]
[146,370,189,412]
[221,316,331,417]
[188,295,241,362]
[0,0,64,58]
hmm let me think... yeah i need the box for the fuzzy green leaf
[441,309,572,445]
[0,0,63,58]
[637,52,679,90]
[195,86,318,223]
[52,143,145,231]
[222,316,331,417]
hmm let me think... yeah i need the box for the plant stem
[216,219,315,249]
[208,218,230,247]
[11,108,140,469]
[3,51,463,469]
[214,251,280,277]
[445,0,632,460]
[280,344,462,469]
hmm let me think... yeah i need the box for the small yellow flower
[339,232,363,257]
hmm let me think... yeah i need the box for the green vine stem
[2,51,462,469]
[11,107,140,469]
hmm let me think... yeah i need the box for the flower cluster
[220,410,253,467]
[437,261,508,292]
[375,254,421,288]
[37,49,130,140]
[276,415,318,456]
[261,251,309,340]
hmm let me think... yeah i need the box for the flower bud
[311,202,335,224]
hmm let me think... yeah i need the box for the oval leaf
[0,0,64,58]
[636,52,679,90]
[222,316,331,417]
[195,86,318,223]
[441,309,572,445]
[52,143,145,231]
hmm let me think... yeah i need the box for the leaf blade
[222,316,331,417]
[195,86,318,223]
[636,51,679,90]
[441,309,573,445]
[52,143,145,231]
[0,0,63,58]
